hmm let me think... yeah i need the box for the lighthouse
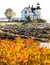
[36,3,41,19]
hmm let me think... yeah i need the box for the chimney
[31,5,33,8]
[28,5,30,8]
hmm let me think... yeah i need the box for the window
[25,11,27,14]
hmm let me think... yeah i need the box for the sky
[0,0,50,20]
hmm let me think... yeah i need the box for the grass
[0,19,46,26]
[0,22,23,26]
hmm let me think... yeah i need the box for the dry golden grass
[0,22,23,26]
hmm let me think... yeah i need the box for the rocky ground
[0,23,50,42]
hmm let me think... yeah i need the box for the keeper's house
[21,3,41,21]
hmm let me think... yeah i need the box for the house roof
[36,6,41,9]
[21,7,32,13]
[37,3,40,5]
[21,7,37,14]
[31,8,36,11]
[36,3,41,9]
[21,4,41,13]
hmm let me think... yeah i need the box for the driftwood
[0,23,50,42]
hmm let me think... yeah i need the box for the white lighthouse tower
[36,3,41,19]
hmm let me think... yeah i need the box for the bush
[0,37,50,65]
[37,19,46,23]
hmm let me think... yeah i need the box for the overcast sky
[0,0,50,20]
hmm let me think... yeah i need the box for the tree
[22,16,32,25]
[4,8,16,21]
[26,16,31,22]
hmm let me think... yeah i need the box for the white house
[21,3,41,21]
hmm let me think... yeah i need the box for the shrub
[0,37,50,65]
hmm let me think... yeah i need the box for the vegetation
[26,16,31,22]
[22,19,46,25]
[37,19,46,23]
[4,8,16,21]
[0,21,23,26]
[22,16,32,25]
[0,36,50,65]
